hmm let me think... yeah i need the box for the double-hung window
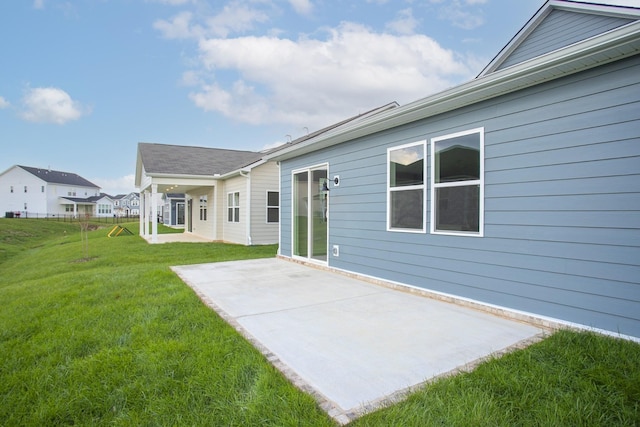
[228,192,240,222]
[430,128,484,236]
[387,141,426,232]
[199,196,207,221]
[266,191,279,223]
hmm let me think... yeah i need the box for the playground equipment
[108,225,133,237]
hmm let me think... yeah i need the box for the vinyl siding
[222,176,247,245]
[188,188,215,240]
[280,55,640,338]
[0,167,47,214]
[497,10,633,71]
[249,162,280,245]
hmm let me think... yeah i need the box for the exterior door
[293,166,328,262]
[176,202,185,226]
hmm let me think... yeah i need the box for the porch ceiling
[139,175,218,194]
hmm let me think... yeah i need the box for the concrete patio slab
[172,258,545,424]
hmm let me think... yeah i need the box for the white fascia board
[554,1,640,19]
[479,1,640,77]
[268,21,640,162]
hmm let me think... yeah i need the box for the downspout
[239,171,252,245]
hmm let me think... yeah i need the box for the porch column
[144,191,150,238]
[151,184,158,243]
[139,191,145,237]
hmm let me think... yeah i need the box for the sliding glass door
[293,166,328,262]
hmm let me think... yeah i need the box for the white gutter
[239,171,252,245]
[266,20,640,161]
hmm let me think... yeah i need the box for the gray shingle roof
[19,165,99,188]
[138,143,262,176]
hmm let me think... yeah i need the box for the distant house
[162,193,186,227]
[112,192,140,218]
[266,0,640,339]
[0,165,101,217]
[135,143,279,245]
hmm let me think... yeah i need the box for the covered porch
[58,197,96,218]
[137,175,219,244]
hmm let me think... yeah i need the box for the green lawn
[1,219,639,426]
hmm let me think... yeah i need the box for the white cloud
[154,11,202,39]
[386,8,419,35]
[20,87,89,124]
[154,2,269,39]
[188,22,472,129]
[437,0,485,30]
[289,0,313,15]
[205,2,269,37]
[33,0,45,9]
[0,96,10,109]
[92,174,136,197]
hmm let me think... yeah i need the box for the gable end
[479,1,640,77]
[496,9,634,71]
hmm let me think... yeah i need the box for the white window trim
[430,127,484,237]
[227,191,240,223]
[290,163,330,265]
[266,190,279,224]
[387,140,427,233]
[199,195,208,221]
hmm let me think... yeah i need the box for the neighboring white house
[88,193,116,218]
[135,143,280,245]
[0,165,101,218]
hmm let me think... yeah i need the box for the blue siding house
[162,193,186,227]
[267,0,640,340]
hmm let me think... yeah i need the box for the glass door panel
[293,171,309,257]
[311,169,328,261]
[176,202,185,225]
[293,167,328,262]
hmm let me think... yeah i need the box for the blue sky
[0,0,564,195]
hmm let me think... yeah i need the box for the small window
[24,186,28,193]
[227,192,240,222]
[10,186,13,193]
[387,141,426,232]
[266,191,279,223]
[430,128,484,236]
[41,186,45,193]
[199,196,207,221]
